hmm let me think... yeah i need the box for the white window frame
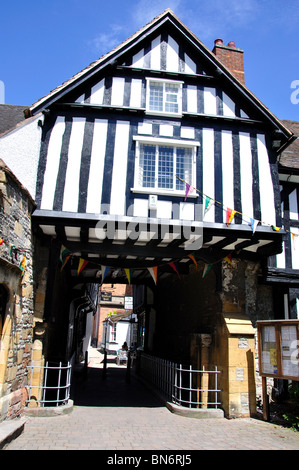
[145,77,183,117]
[132,135,199,197]
[110,323,117,342]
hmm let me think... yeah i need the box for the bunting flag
[60,245,70,264]
[291,232,296,249]
[226,208,236,226]
[19,256,26,278]
[250,218,259,234]
[188,254,197,269]
[169,262,180,279]
[61,255,70,271]
[77,258,88,275]
[124,268,131,285]
[0,238,3,245]
[204,196,213,214]
[223,254,232,268]
[184,183,194,201]
[101,266,110,283]
[272,225,280,232]
[202,264,212,278]
[148,266,158,284]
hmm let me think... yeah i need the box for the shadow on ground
[71,364,162,408]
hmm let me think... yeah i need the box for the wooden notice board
[257,320,299,381]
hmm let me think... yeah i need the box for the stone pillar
[213,258,257,418]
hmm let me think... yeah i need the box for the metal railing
[26,361,72,408]
[139,353,221,409]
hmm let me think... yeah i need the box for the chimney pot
[227,41,236,48]
[214,38,223,45]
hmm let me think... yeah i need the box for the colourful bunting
[226,208,236,226]
[61,255,70,271]
[223,254,232,268]
[101,266,110,283]
[250,218,259,234]
[204,196,213,214]
[188,254,197,269]
[272,225,280,232]
[77,258,88,275]
[125,268,131,285]
[19,256,26,278]
[169,262,180,279]
[148,266,158,284]
[0,238,3,245]
[184,183,194,201]
[202,264,212,278]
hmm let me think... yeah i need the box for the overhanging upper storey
[30,9,295,280]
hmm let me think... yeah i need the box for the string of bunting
[0,236,28,278]
[178,174,299,242]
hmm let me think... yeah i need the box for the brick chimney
[212,39,245,85]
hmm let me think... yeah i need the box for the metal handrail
[139,353,221,408]
[26,361,72,407]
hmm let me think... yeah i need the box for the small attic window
[146,78,183,116]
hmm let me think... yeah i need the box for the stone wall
[0,159,35,421]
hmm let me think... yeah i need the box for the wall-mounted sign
[257,320,299,380]
[101,292,112,302]
[125,296,133,309]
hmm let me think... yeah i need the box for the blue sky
[1,0,298,121]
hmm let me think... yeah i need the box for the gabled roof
[0,104,27,135]
[279,120,299,169]
[26,9,294,148]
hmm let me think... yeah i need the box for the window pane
[165,84,179,113]
[140,144,156,188]
[158,146,173,189]
[149,82,163,111]
[176,148,193,190]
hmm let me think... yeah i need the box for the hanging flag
[169,262,180,279]
[188,254,197,269]
[272,225,280,232]
[77,258,88,275]
[101,266,110,283]
[19,256,26,278]
[148,266,158,284]
[184,183,194,201]
[124,268,131,285]
[249,218,259,234]
[223,254,232,268]
[204,196,213,214]
[61,255,70,271]
[60,245,70,264]
[226,208,236,226]
[202,264,212,278]
[291,232,296,250]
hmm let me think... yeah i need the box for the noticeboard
[257,320,299,380]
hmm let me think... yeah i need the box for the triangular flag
[101,266,110,283]
[19,256,26,278]
[204,196,213,214]
[188,254,197,270]
[223,254,232,268]
[291,232,296,249]
[77,258,88,275]
[250,218,259,234]
[60,245,70,264]
[202,264,212,278]
[169,262,180,279]
[184,183,194,201]
[61,255,70,271]
[272,225,280,232]
[148,266,158,284]
[226,208,236,226]
[124,268,131,284]
[0,238,3,245]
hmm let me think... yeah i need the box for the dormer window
[146,78,183,116]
